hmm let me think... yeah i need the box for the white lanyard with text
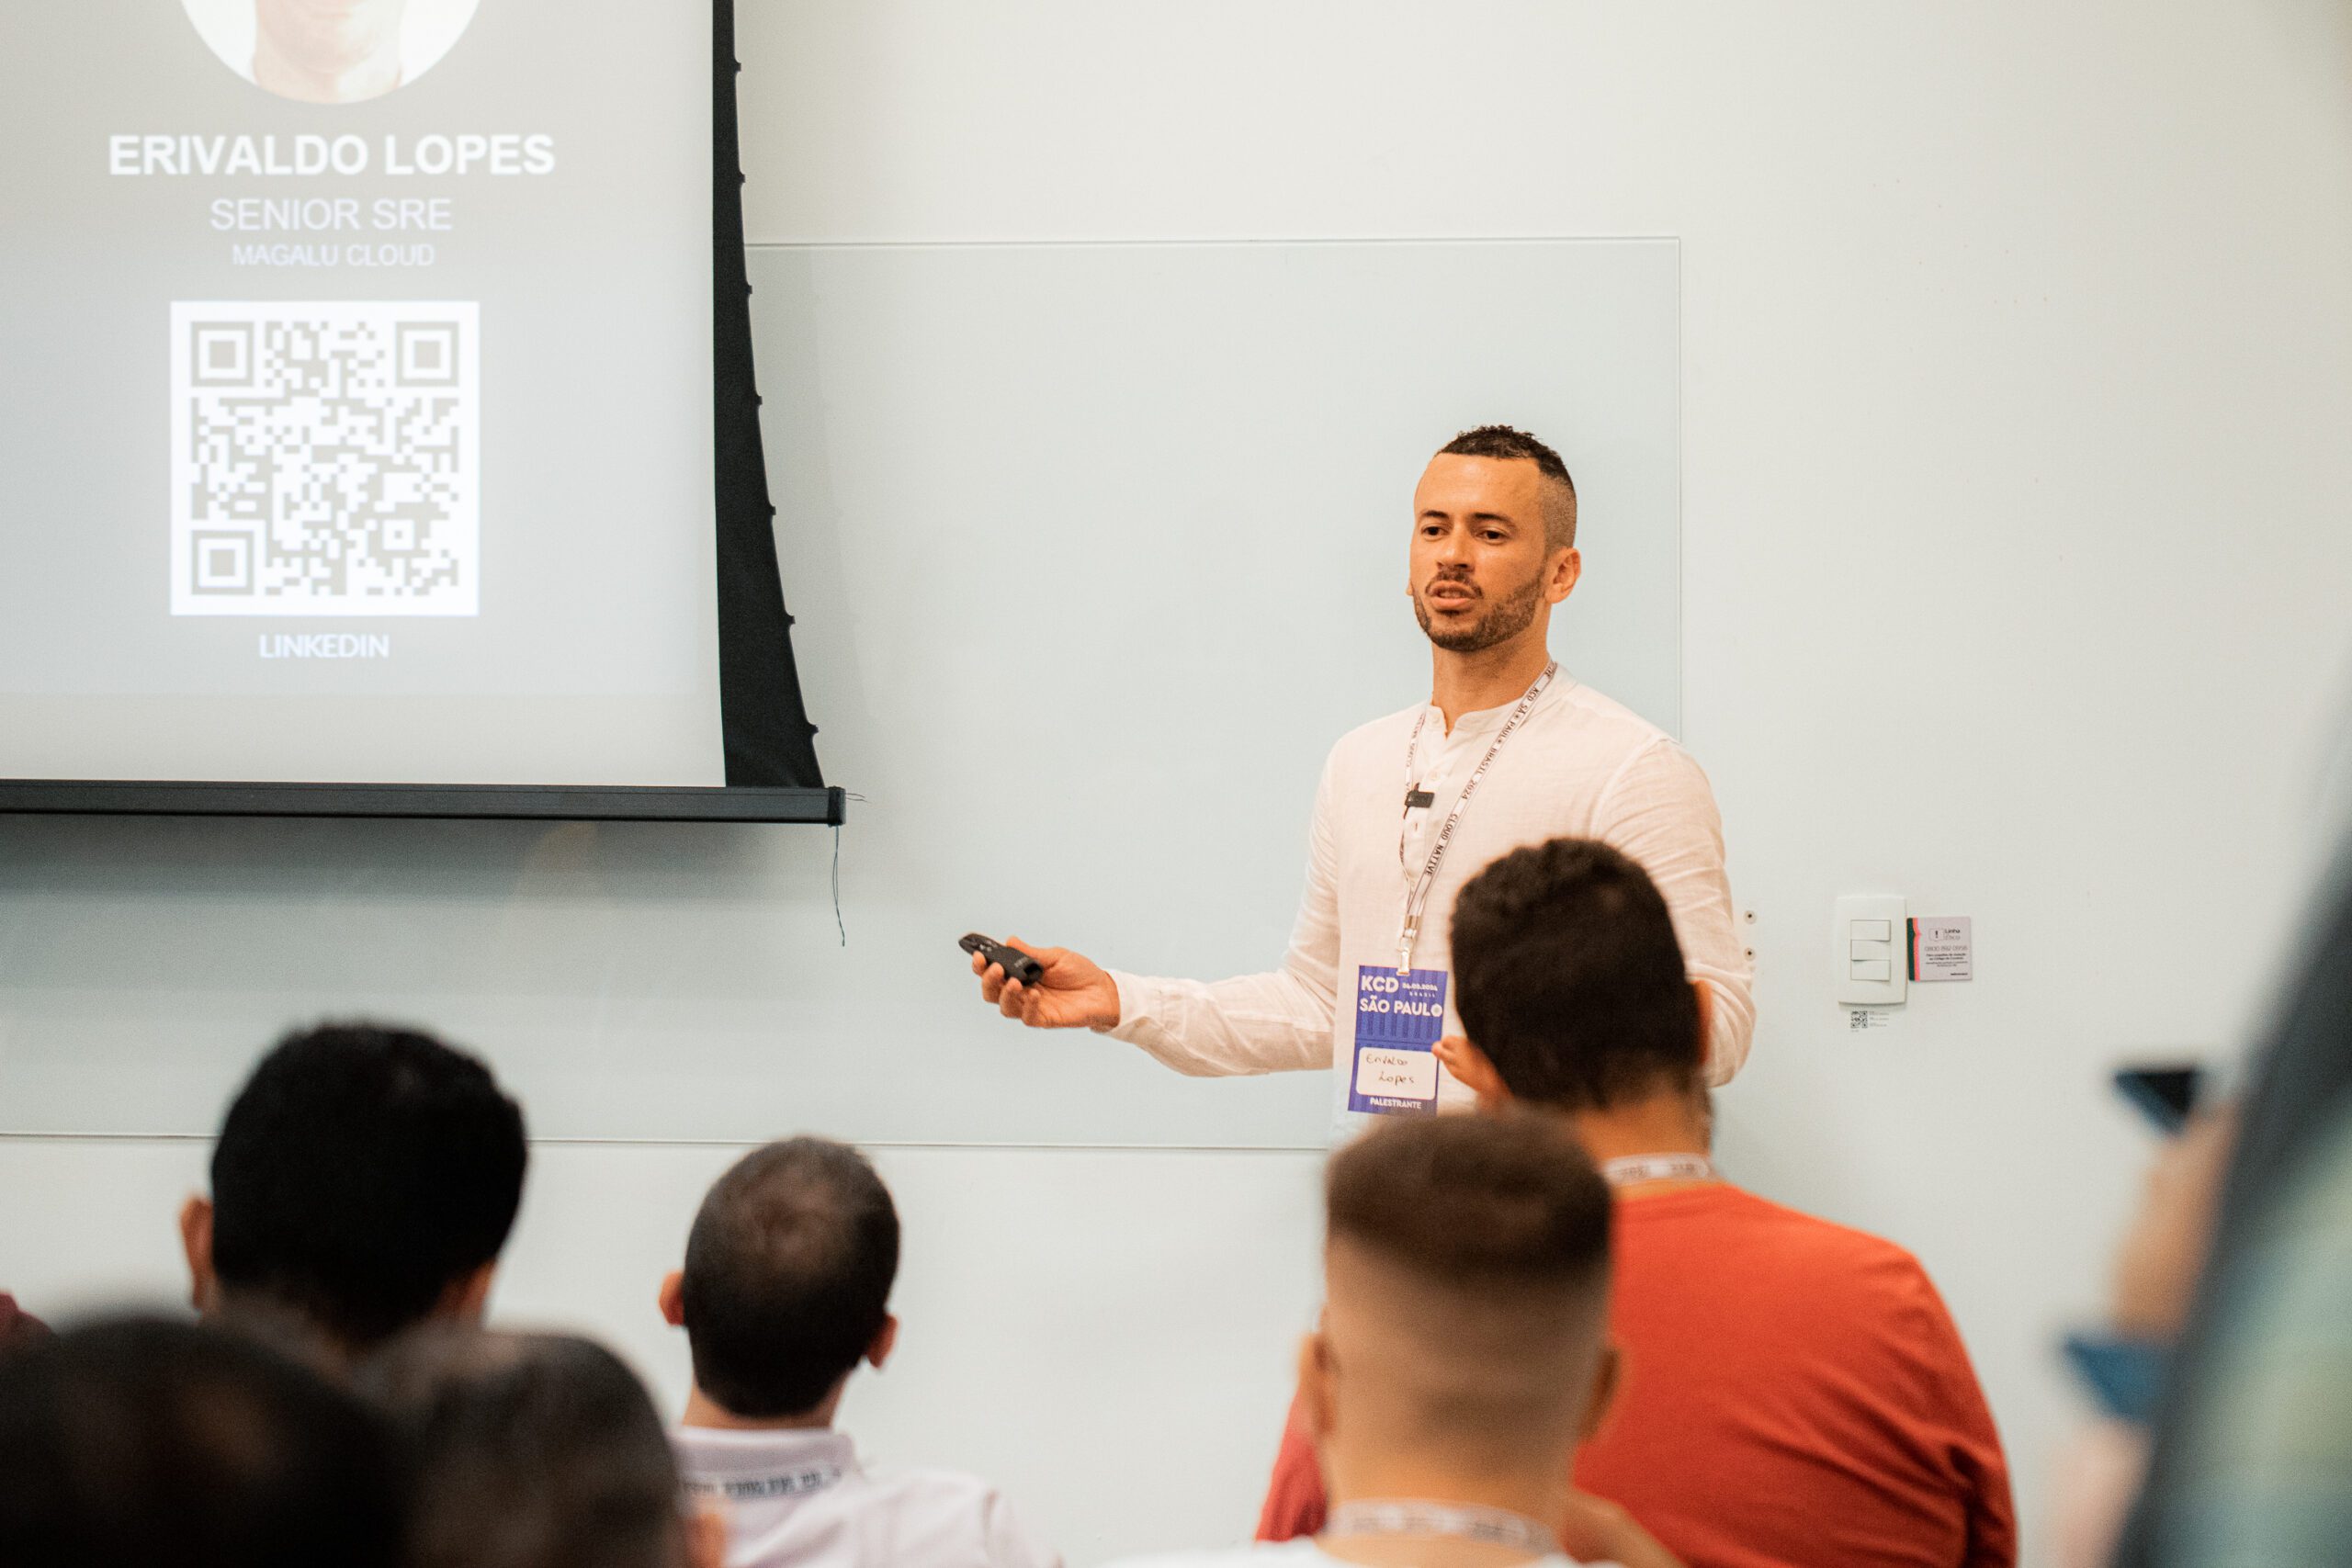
[1601,1154,1717,1186]
[684,1461,846,1502]
[1326,1500,1560,1557]
[1396,661,1557,974]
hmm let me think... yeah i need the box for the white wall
[736,0,2352,1548]
[6,3,2352,1563]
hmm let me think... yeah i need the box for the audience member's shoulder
[1712,1187,1958,1314]
[1102,1541,1327,1568]
[869,1461,1013,1511]
[866,1462,1060,1568]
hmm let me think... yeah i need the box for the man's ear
[865,1314,899,1372]
[1297,1328,1337,1443]
[1435,1035,1512,1111]
[433,1261,498,1325]
[1544,546,1582,605]
[1577,1344,1622,1445]
[659,1270,687,1328]
[179,1195,217,1314]
[1691,979,1714,1069]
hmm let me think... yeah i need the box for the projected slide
[0,2,723,787]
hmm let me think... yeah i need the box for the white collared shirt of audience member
[673,1426,1061,1568]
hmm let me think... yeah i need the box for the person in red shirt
[1257,838,2015,1568]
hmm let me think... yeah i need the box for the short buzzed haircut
[0,1317,402,1568]
[681,1136,900,1418]
[1440,424,1578,549]
[1451,838,1702,1111]
[210,1022,528,1349]
[360,1328,685,1568]
[1327,1111,1612,1302]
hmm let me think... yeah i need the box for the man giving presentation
[972,425,1753,1120]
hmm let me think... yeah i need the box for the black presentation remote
[959,931,1046,987]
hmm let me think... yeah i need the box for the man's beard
[1413,571,1544,653]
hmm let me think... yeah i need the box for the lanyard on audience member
[683,1461,846,1502]
[1601,1154,1717,1187]
[1396,661,1556,974]
[1327,1500,1560,1556]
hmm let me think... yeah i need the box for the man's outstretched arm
[972,761,1341,1077]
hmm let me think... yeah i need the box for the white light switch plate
[1834,894,1907,1006]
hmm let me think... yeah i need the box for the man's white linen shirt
[1105,675,1753,1117]
[674,1426,1060,1568]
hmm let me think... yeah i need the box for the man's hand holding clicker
[971,937,1122,1031]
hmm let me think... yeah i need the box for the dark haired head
[680,1137,899,1418]
[1451,838,1702,1111]
[1326,1110,1612,1300]
[1315,1114,1612,1461]
[204,1022,528,1350]
[0,1316,401,1568]
[1438,424,1577,549]
[360,1327,687,1568]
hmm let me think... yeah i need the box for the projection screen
[0,0,833,821]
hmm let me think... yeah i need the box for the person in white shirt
[971,425,1752,1130]
[1104,1111,1680,1568]
[659,1137,1061,1568]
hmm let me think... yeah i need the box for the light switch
[1833,895,1907,1007]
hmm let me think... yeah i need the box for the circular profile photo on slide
[181,0,484,105]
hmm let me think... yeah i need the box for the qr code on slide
[171,301,480,616]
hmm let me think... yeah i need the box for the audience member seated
[1256,839,2016,1568]
[661,1136,1060,1568]
[0,1293,47,1352]
[179,1021,529,1373]
[361,1325,725,1568]
[0,1314,402,1568]
[1113,1111,1668,1568]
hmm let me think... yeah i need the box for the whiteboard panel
[0,239,1677,1145]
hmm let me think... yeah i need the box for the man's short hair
[1451,838,1702,1111]
[682,1136,900,1418]
[1323,1114,1612,1456]
[0,1316,401,1568]
[1439,424,1577,550]
[359,1328,685,1568]
[210,1022,528,1348]
[1327,1111,1612,1300]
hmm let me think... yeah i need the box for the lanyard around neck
[1600,1153,1718,1187]
[1326,1499,1560,1557]
[1395,662,1556,974]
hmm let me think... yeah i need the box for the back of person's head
[679,1136,899,1418]
[361,1327,699,1568]
[1451,837,1703,1111]
[1311,1112,1614,1474]
[0,1315,401,1568]
[198,1021,528,1352]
